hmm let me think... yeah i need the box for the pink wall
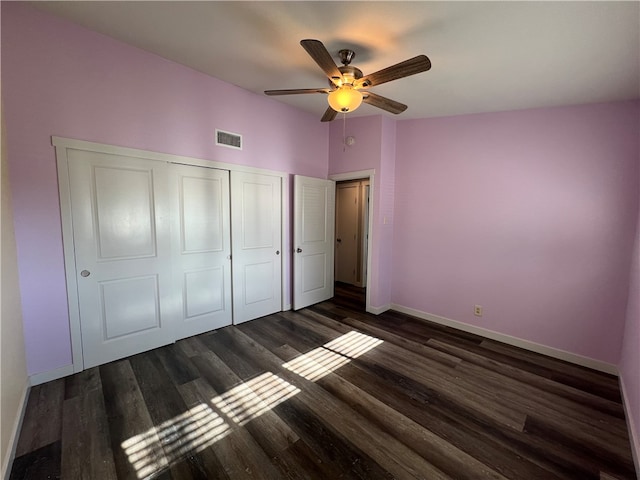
[1,3,329,375]
[620,162,640,465]
[393,102,639,364]
[328,115,396,309]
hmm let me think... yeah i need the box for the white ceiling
[31,1,640,121]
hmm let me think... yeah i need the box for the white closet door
[293,175,335,310]
[68,150,176,368]
[230,171,282,324]
[171,164,232,340]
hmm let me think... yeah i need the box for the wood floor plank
[192,337,393,479]
[268,438,345,480]
[222,327,453,480]
[271,396,395,480]
[478,339,622,401]
[10,284,637,480]
[207,327,405,478]
[9,441,61,480]
[129,350,215,479]
[61,388,117,479]
[523,414,637,479]
[263,310,528,432]
[278,341,509,480]
[100,359,168,479]
[326,359,571,480]
[64,367,101,400]
[154,342,201,386]
[176,334,213,358]
[14,379,65,457]
[301,308,463,368]
[426,338,626,418]
[190,350,299,456]
[266,315,605,479]
[177,378,283,480]
[455,361,629,440]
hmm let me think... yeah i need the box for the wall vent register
[216,129,243,150]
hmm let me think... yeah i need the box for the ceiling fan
[265,39,432,122]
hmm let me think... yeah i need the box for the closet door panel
[68,150,175,368]
[172,164,232,339]
[231,171,282,323]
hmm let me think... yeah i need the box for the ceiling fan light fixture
[328,85,363,113]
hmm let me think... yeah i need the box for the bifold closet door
[171,164,232,339]
[68,150,176,368]
[65,146,281,368]
[230,171,282,324]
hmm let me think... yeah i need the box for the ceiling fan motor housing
[330,65,363,88]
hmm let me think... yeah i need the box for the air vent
[216,129,242,150]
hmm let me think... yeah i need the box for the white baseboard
[1,381,30,480]
[367,304,391,315]
[619,376,640,477]
[390,304,618,375]
[28,363,75,387]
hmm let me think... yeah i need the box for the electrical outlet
[474,305,483,317]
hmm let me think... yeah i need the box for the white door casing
[171,164,232,340]
[329,169,376,313]
[293,175,335,310]
[68,150,177,368]
[335,182,360,285]
[230,171,282,324]
[361,184,370,288]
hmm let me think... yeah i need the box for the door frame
[54,136,288,373]
[329,169,375,313]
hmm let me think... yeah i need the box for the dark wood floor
[10,284,637,479]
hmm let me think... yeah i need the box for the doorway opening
[334,178,369,311]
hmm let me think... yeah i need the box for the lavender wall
[393,102,639,364]
[375,117,397,308]
[620,167,640,464]
[1,3,329,376]
[328,115,396,309]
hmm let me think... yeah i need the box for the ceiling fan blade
[362,91,407,114]
[359,55,431,88]
[264,88,330,96]
[300,39,342,82]
[321,107,338,122]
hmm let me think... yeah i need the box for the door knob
[296,248,302,253]
[276,250,280,255]
[80,270,90,277]
[336,238,342,243]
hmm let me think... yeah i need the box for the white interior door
[293,175,335,310]
[335,182,360,285]
[171,164,232,340]
[68,150,176,368]
[230,171,282,324]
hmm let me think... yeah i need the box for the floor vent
[216,129,242,150]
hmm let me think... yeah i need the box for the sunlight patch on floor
[122,329,383,477]
[283,330,383,381]
[212,371,300,426]
[122,402,231,479]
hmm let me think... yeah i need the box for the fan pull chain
[343,113,347,152]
